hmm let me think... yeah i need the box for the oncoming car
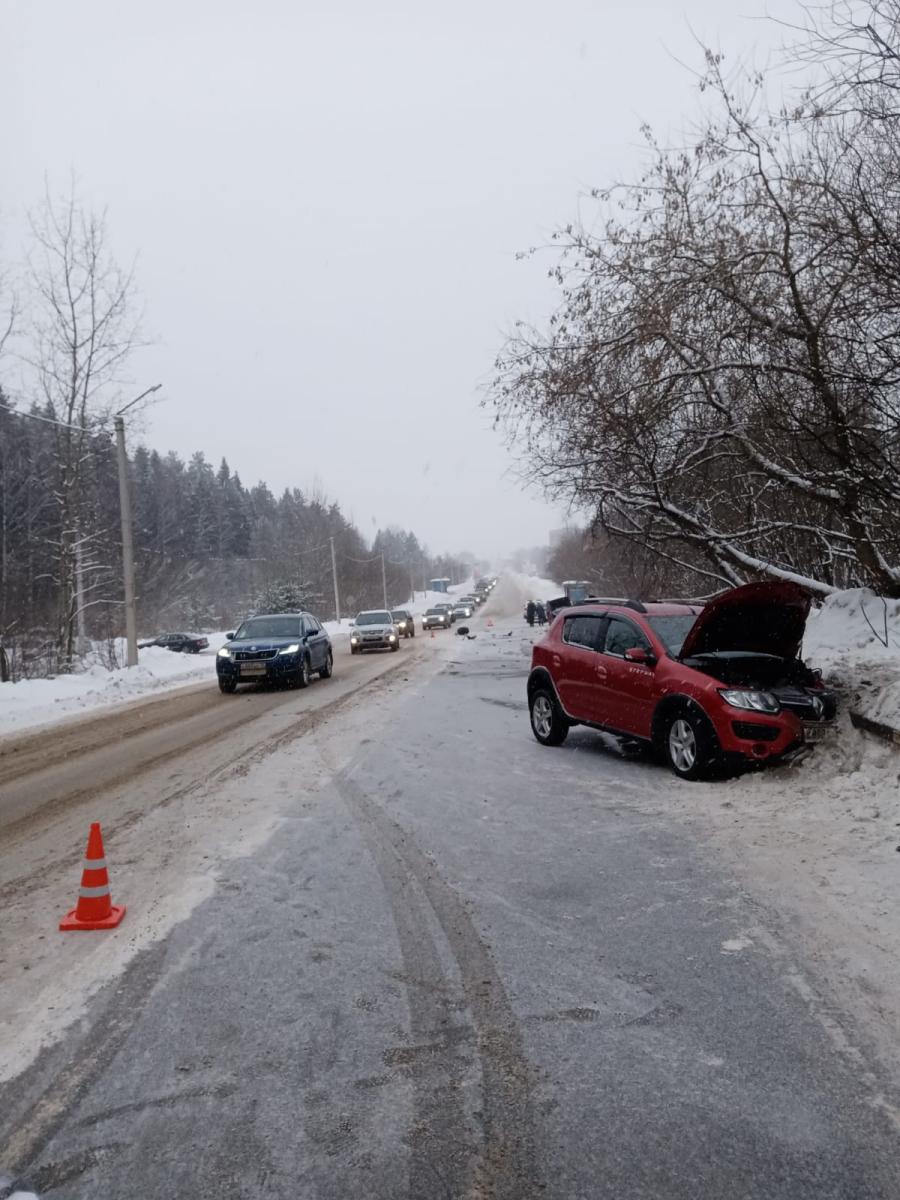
[391,609,416,638]
[452,599,473,620]
[422,607,450,630]
[216,612,332,694]
[350,610,400,653]
[527,582,836,779]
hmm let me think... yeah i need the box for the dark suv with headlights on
[391,609,416,638]
[217,612,332,694]
[527,583,836,780]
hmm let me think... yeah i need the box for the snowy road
[1,578,899,1197]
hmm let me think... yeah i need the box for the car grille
[774,686,837,721]
[235,649,277,661]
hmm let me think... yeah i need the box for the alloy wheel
[668,718,697,772]
[532,694,553,739]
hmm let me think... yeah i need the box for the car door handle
[594,664,608,680]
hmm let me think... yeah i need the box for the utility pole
[115,384,162,667]
[114,415,138,667]
[381,552,388,609]
[330,536,341,624]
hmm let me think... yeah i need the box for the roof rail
[572,595,648,613]
[648,597,707,607]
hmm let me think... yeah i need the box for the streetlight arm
[116,383,162,417]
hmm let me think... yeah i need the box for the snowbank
[805,588,900,731]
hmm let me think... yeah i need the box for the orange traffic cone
[430,630,435,639]
[60,822,126,931]
[486,617,494,628]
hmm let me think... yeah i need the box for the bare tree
[490,22,900,597]
[22,182,143,668]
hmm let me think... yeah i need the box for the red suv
[527,582,836,779]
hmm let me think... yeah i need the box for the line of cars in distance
[213,577,498,692]
[423,578,496,630]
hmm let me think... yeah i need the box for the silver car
[350,610,401,653]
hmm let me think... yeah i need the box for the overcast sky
[3,0,797,559]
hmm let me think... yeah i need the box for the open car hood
[679,581,813,661]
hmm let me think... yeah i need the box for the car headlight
[217,647,232,658]
[398,621,406,629]
[278,643,301,656]
[719,689,780,714]
[388,633,397,641]
[351,636,359,644]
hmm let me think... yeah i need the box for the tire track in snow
[336,771,542,1200]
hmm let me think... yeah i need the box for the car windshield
[425,608,443,616]
[356,611,391,625]
[646,615,697,655]
[391,611,408,620]
[234,616,301,640]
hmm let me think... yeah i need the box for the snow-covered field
[0,584,480,738]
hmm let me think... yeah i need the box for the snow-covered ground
[0,584,481,739]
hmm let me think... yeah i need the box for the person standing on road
[536,601,546,626]
[526,600,536,626]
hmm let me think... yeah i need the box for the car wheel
[218,677,237,694]
[296,656,311,688]
[320,650,333,679]
[529,688,569,747]
[390,642,399,652]
[664,710,718,780]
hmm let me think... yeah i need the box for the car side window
[603,617,650,657]
[562,615,605,650]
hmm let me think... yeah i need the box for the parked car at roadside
[527,583,836,780]
[391,609,416,638]
[216,613,332,693]
[422,607,450,630]
[139,632,209,654]
[350,611,400,653]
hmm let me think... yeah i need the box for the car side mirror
[624,646,655,665]
[225,632,235,641]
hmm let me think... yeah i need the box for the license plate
[240,663,267,676]
[802,722,835,744]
